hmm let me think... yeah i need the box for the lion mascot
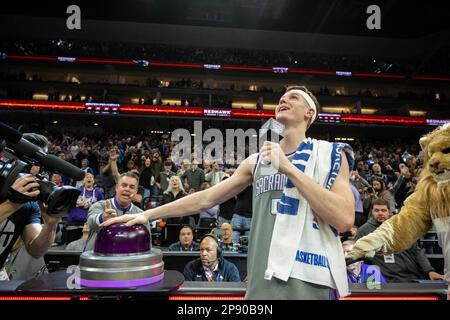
[347,123,450,290]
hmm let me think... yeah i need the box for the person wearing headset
[183,234,241,282]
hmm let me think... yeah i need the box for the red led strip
[231,110,274,118]
[0,296,89,301]
[120,105,274,119]
[340,296,439,300]
[168,295,245,300]
[77,58,134,65]
[120,105,204,116]
[1,99,449,126]
[352,72,405,79]
[7,54,56,62]
[290,69,336,75]
[221,65,272,72]
[150,61,203,69]
[341,114,425,126]
[412,75,450,81]
[0,100,84,111]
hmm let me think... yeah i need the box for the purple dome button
[94,223,151,255]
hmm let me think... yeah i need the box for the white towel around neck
[265,139,353,297]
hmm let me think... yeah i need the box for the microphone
[1,121,86,181]
[259,118,285,173]
[7,139,86,181]
[201,254,219,269]
[260,118,285,145]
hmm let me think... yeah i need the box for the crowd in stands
[2,39,450,76]
[2,39,410,74]
[39,127,433,236]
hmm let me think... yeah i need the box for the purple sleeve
[96,188,104,201]
[207,205,220,218]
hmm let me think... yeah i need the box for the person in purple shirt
[68,173,104,223]
[65,173,104,244]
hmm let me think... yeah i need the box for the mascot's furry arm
[347,123,450,262]
[346,191,432,261]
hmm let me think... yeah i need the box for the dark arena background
[0,0,450,312]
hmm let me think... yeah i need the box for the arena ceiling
[1,0,450,39]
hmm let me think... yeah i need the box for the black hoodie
[355,217,435,282]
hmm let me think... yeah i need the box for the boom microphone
[40,154,86,181]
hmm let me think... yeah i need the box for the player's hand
[259,141,291,173]
[100,213,148,227]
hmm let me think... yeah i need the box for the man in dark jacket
[181,159,205,192]
[183,234,240,282]
[355,198,443,282]
[156,161,175,194]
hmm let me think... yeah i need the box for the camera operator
[0,133,61,271]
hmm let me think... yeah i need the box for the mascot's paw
[346,244,377,265]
